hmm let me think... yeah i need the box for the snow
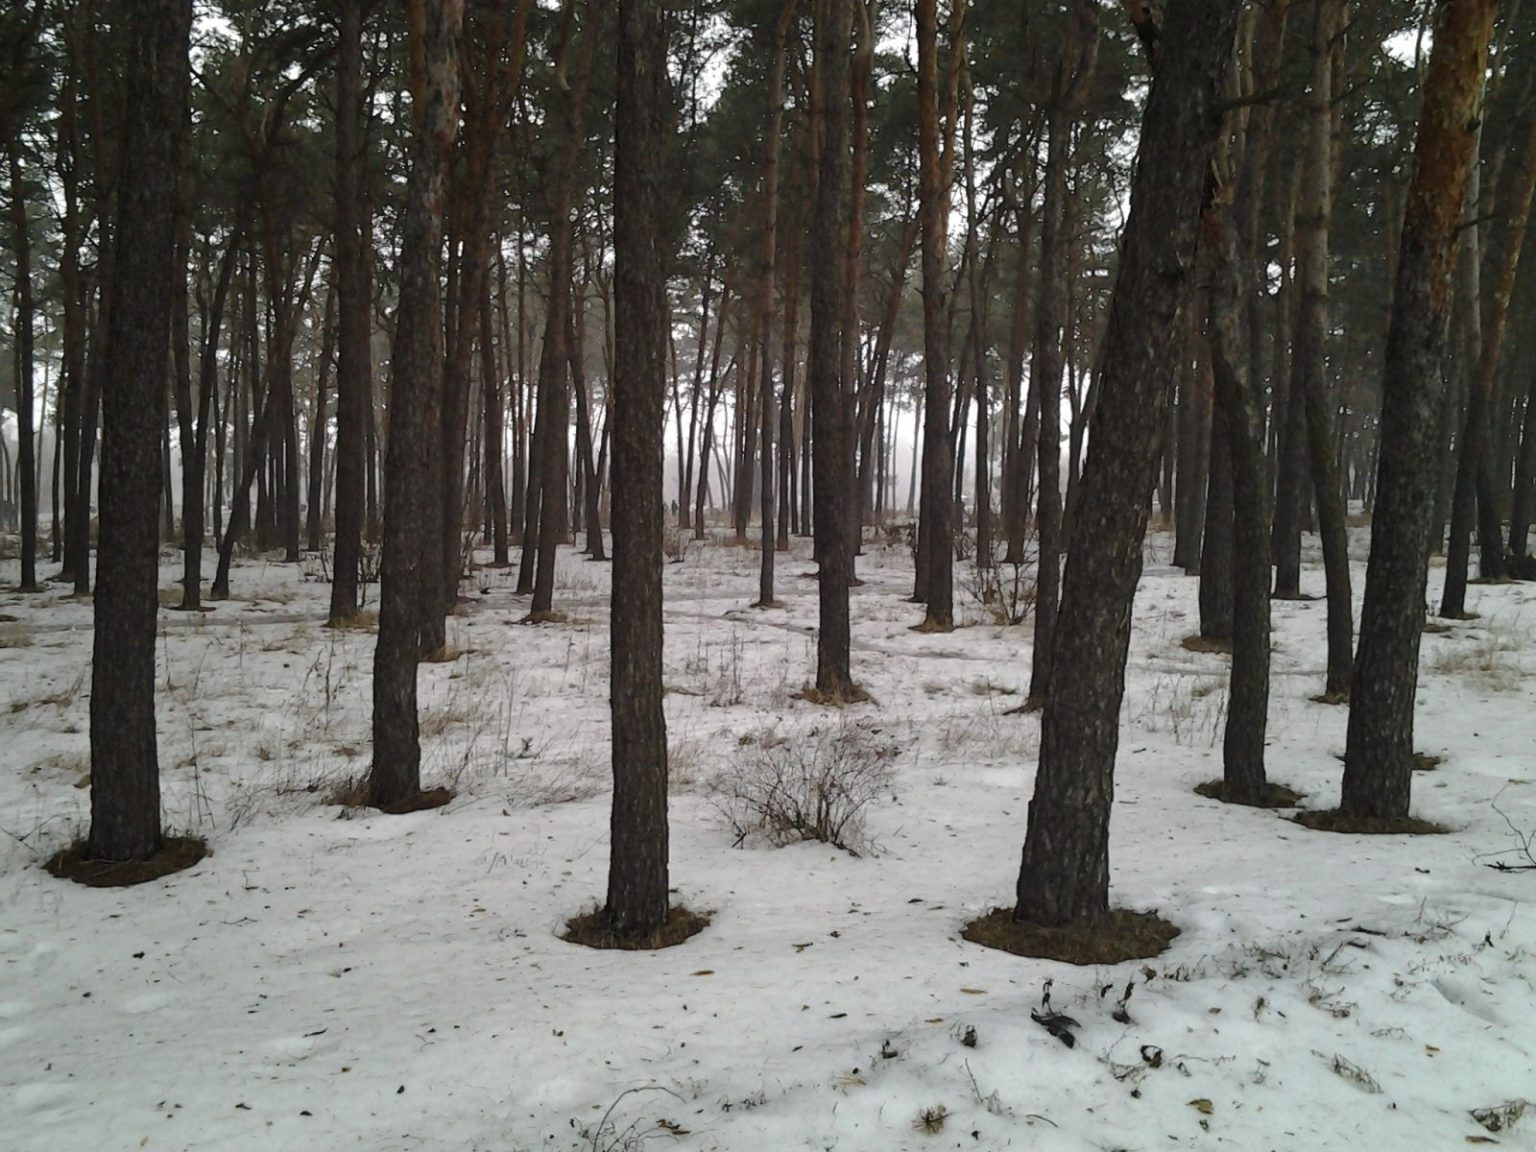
[1,531,1534,1152]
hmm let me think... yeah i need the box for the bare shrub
[960,538,1037,626]
[710,721,898,854]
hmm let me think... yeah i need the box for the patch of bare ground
[791,684,873,707]
[1194,779,1304,808]
[562,906,710,951]
[520,610,569,625]
[962,907,1179,965]
[1180,634,1232,655]
[375,787,454,815]
[1292,810,1449,835]
[46,836,209,888]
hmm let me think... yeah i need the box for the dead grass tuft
[962,907,1180,966]
[791,683,872,707]
[324,610,378,632]
[46,835,208,888]
[561,905,710,951]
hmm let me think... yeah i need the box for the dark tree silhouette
[1014,0,1242,927]
[1343,0,1496,821]
[86,0,192,862]
[604,0,672,939]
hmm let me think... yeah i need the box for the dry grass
[46,836,208,888]
[962,907,1180,965]
[324,610,378,632]
[562,905,710,951]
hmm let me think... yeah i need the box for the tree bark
[1014,0,1240,927]
[87,0,191,862]
[810,0,855,696]
[1342,0,1494,821]
[369,0,463,810]
[1206,203,1272,802]
[605,0,672,939]
[330,0,371,622]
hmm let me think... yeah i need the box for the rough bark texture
[1206,206,1272,802]
[330,0,370,623]
[809,0,855,696]
[605,0,671,938]
[1343,0,1494,821]
[1014,0,1240,927]
[87,0,191,861]
[369,0,463,810]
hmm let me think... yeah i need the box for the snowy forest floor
[2,527,1535,1152]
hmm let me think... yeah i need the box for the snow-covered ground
[2,529,1533,1152]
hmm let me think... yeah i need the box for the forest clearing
[2,535,1534,1151]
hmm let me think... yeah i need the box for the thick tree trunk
[604,0,672,939]
[369,0,463,810]
[1343,0,1494,821]
[809,0,855,696]
[87,0,191,862]
[1014,0,1240,927]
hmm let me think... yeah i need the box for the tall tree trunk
[53,5,86,585]
[330,0,370,622]
[1028,0,1097,700]
[1292,0,1352,697]
[530,0,601,618]
[1014,0,1240,927]
[1206,201,1274,803]
[1198,348,1234,640]
[1444,99,1536,599]
[4,0,42,591]
[756,0,795,606]
[86,0,191,862]
[914,0,954,627]
[369,0,463,810]
[1342,0,1494,821]
[306,280,337,553]
[604,0,672,940]
[178,225,240,610]
[810,0,856,696]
